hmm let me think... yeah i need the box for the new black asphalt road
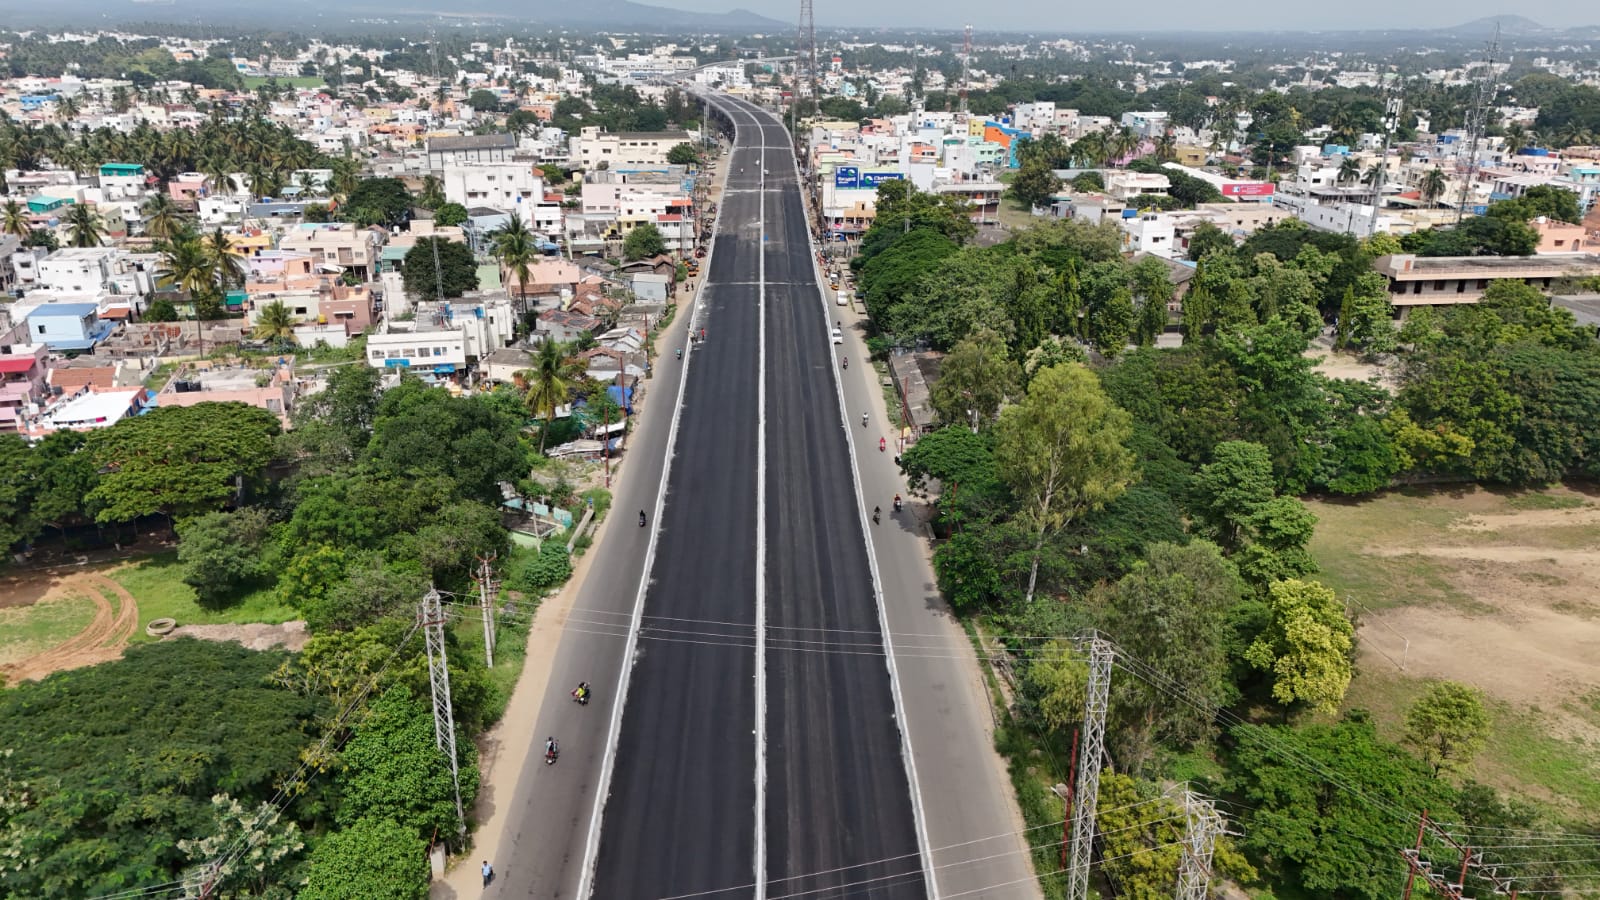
[485,98,967,900]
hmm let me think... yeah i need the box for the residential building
[440,162,544,209]
[1532,217,1589,255]
[426,133,517,170]
[97,162,148,202]
[1119,213,1179,258]
[278,223,383,280]
[572,127,695,169]
[538,308,602,342]
[22,302,114,352]
[31,388,146,437]
[1105,171,1172,203]
[0,345,49,433]
[1374,253,1600,311]
[365,326,468,373]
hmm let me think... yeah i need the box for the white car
[831,327,843,344]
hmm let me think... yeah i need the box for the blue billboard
[860,171,904,188]
[834,166,860,187]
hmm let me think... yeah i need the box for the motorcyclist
[639,510,647,527]
[676,347,682,360]
[546,737,558,756]
[894,493,902,511]
[861,412,868,427]
[842,357,848,369]
[879,437,886,452]
[873,506,881,524]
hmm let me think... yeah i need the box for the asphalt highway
[487,96,1038,900]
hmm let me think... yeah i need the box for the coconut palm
[63,202,104,247]
[141,193,185,242]
[1503,123,1530,155]
[490,214,537,305]
[1,199,29,238]
[253,299,297,346]
[329,155,362,199]
[295,170,323,198]
[1362,164,1386,188]
[158,236,217,299]
[1153,131,1177,163]
[419,173,446,209]
[203,228,245,289]
[1337,156,1363,186]
[1420,167,1449,208]
[525,339,573,453]
[1109,125,1140,166]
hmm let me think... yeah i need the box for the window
[370,349,383,359]
[433,347,446,357]
[37,325,46,334]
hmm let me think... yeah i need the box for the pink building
[168,173,210,208]
[1531,217,1589,255]
[0,347,50,432]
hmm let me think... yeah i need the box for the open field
[110,552,299,644]
[0,572,140,684]
[1309,484,1600,816]
[241,75,324,90]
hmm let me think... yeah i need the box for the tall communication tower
[959,25,972,114]
[795,0,817,119]
[422,587,468,839]
[1176,790,1225,900]
[1456,24,1501,225]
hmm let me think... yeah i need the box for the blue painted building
[23,302,115,352]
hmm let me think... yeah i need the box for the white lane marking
[779,104,941,897]
[754,141,769,900]
[574,105,740,900]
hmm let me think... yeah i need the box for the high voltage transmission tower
[1066,634,1113,900]
[795,0,817,119]
[1403,810,1525,900]
[960,25,972,114]
[422,587,468,839]
[1176,789,1225,900]
[475,554,497,667]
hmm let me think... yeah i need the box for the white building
[441,162,544,210]
[1105,171,1171,203]
[572,127,696,170]
[1118,213,1178,258]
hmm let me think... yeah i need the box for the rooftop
[24,302,99,319]
[428,133,517,153]
[1376,253,1600,280]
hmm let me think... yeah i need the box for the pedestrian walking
[482,860,494,887]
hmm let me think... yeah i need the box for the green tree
[1404,681,1491,776]
[930,327,1021,430]
[667,142,700,165]
[1009,156,1062,210]
[516,539,574,595]
[335,688,478,839]
[1023,640,1088,730]
[466,89,500,112]
[1187,221,1234,260]
[177,507,275,606]
[253,299,298,345]
[1087,285,1137,357]
[432,201,468,227]
[1129,255,1174,345]
[0,199,28,237]
[1103,540,1244,772]
[141,192,185,241]
[489,214,537,301]
[176,794,304,900]
[1096,772,1256,900]
[1192,441,1276,550]
[86,403,282,524]
[0,640,325,898]
[525,340,574,454]
[401,237,479,301]
[145,296,179,322]
[623,222,666,261]
[1070,171,1104,193]
[1243,578,1353,713]
[300,817,429,900]
[342,177,413,227]
[63,201,105,247]
[995,363,1136,603]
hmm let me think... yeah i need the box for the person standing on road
[482,860,494,887]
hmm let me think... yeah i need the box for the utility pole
[1176,789,1224,900]
[1066,634,1113,900]
[421,587,468,839]
[476,555,497,668]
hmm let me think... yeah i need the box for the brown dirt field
[0,572,139,684]
[165,621,311,652]
[1322,489,1600,748]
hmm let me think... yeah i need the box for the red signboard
[1222,182,1275,197]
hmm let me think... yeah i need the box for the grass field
[110,553,299,644]
[1309,484,1600,817]
[0,593,98,666]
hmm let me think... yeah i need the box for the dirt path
[0,572,139,684]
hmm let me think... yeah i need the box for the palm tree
[63,202,104,247]
[1337,156,1363,186]
[203,228,245,290]
[1153,131,1177,163]
[158,236,217,300]
[1362,164,1385,188]
[54,95,79,121]
[295,170,323,198]
[141,193,185,242]
[1503,123,1530,155]
[525,339,573,453]
[329,155,362,199]
[1,199,29,238]
[253,300,297,347]
[419,173,446,209]
[1420,167,1449,208]
[490,214,537,306]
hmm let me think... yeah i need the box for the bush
[516,539,573,595]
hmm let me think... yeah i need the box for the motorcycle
[893,495,903,513]
[676,348,682,360]
[544,741,559,765]
[639,511,647,528]
[572,684,590,706]
[879,437,886,452]
[841,357,848,370]
[873,506,881,525]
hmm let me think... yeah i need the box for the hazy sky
[670,0,1594,34]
